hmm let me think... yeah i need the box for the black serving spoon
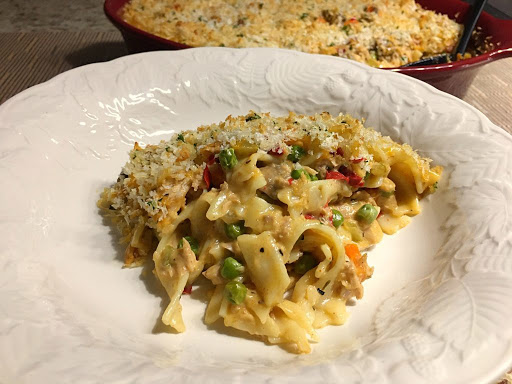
[401,0,488,67]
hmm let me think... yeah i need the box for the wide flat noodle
[99,111,442,353]
[238,232,290,307]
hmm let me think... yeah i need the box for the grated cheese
[98,111,432,237]
[122,0,463,67]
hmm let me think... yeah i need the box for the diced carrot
[345,244,366,281]
[344,18,358,26]
[344,243,360,260]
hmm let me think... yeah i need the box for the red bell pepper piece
[203,166,211,190]
[338,166,364,187]
[207,154,216,165]
[268,147,284,156]
[348,174,364,187]
[183,285,192,294]
[325,171,349,181]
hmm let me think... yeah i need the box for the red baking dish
[104,0,512,97]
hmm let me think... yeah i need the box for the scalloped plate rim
[0,47,511,384]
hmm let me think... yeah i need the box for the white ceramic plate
[1,48,511,384]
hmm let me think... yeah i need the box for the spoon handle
[455,0,488,56]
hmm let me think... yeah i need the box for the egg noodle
[98,112,441,353]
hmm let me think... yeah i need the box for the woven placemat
[0,30,511,383]
[0,31,127,104]
[464,59,512,134]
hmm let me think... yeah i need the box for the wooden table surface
[1,30,511,383]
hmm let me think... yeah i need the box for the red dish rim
[104,0,190,50]
[104,0,512,74]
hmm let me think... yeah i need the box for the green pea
[287,145,306,163]
[221,257,244,279]
[380,190,394,198]
[245,113,261,121]
[178,236,199,255]
[294,253,318,275]
[356,204,378,224]
[332,209,344,228]
[290,169,302,179]
[219,148,238,170]
[291,169,315,180]
[291,169,310,180]
[225,221,245,239]
[224,281,247,305]
[161,245,175,267]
